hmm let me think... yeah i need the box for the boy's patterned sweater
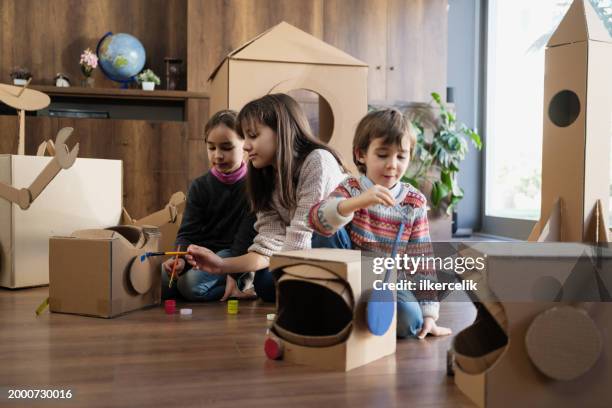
[308,175,439,320]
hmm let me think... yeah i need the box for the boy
[309,109,451,339]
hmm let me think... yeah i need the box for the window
[609,134,612,229]
[485,0,572,223]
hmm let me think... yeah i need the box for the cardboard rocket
[530,0,612,243]
[453,2,612,406]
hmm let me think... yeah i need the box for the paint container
[227,298,239,314]
[266,313,276,329]
[164,299,176,314]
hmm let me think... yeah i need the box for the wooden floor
[0,287,477,408]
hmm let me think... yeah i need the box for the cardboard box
[0,155,122,288]
[453,242,612,407]
[121,191,186,252]
[270,248,396,371]
[209,22,368,174]
[532,0,612,242]
[49,225,162,318]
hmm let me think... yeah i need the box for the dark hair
[352,109,416,174]
[204,109,239,140]
[237,93,345,213]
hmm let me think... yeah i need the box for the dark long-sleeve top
[175,171,256,257]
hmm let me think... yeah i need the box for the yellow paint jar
[227,298,239,314]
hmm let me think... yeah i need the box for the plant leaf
[431,92,441,105]
[402,176,420,189]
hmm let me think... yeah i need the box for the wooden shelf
[31,85,209,101]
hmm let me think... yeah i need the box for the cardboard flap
[208,21,367,80]
[282,264,341,280]
[120,208,134,225]
[106,225,146,248]
[278,248,362,264]
[529,198,563,242]
[168,191,186,209]
[71,229,118,240]
[123,191,186,226]
[548,0,611,47]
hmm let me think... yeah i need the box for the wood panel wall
[186,0,324,93]
[0,116,189,219]
[0,0,187,89]
[1,0,447,102]
[323,0,388,102]
[1,0,448,198]
[386,0,448,103]
[186,0,447,103]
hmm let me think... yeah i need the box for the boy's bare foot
[417,317,453,339]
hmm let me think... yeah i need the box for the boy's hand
[338,185,395,216]
[185,245,224,274]
[163,257,185,277]
[417,317,452,339]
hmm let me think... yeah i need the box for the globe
[96,32,146,88]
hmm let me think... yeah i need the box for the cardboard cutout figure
[0,85,121,289]
[0,83,80,210]
[0,127,79,210]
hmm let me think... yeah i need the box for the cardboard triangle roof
[208,22,367,81]
[548,0,612,47]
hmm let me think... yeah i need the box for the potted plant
[403,92,482,229]
[137,69,160,91]
[10,67,32,86]
[79,48,98,87]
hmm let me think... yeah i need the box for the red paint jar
[164,299,176,314]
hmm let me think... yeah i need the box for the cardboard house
[269,249,396,371]
[530,0,612,243]
[453,2,612,405]
[0,155,122,288]
[49,225,162,318]
[121,191,186,253]
[208,22,368,174]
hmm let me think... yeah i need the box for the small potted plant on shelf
[10,67,32,86]
[79,48,98,87]
[402,92,482,233]
[137,69,160,91]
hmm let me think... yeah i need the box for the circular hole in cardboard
[548,90,580,127]
[286,89,334,143]
[274,274,352,347]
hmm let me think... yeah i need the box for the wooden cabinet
[323,0,388,102]
[323,0,448,104]
[386,0,448,103]
[187,0,324,93]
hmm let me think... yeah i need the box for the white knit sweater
[248,149,346,257]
